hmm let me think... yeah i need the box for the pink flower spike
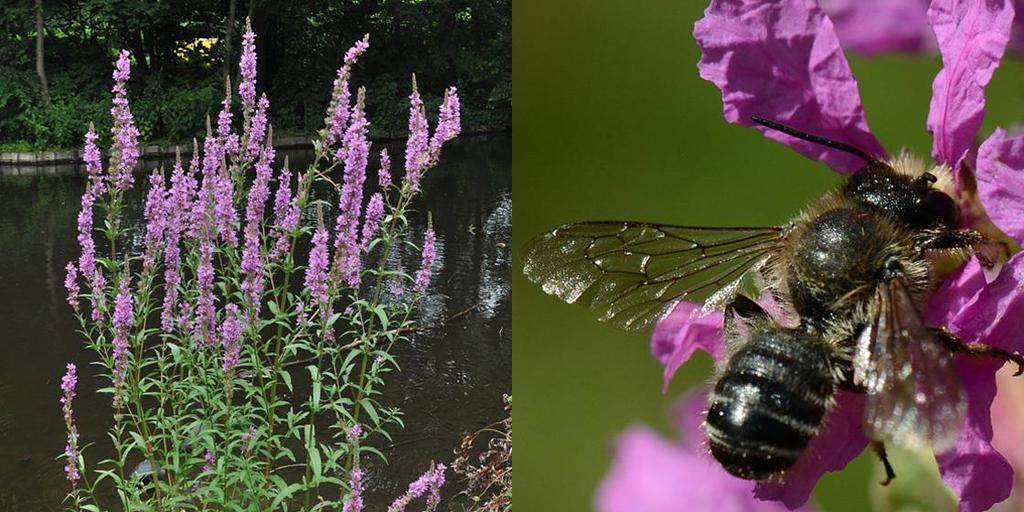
[976,128,1024,244]
[650,300,724,393]
[753,392,868,509]
[694,0,887,173]
[824,0,935,57]
[927,0,1014,182]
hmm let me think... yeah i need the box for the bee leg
[932,327,1024,376]
[918,228,982,251]
[919,229,1007,267]
[871,441,896,486]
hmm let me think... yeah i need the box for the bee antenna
[750,116,885,168]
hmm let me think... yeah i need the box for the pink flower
[387,463,446,512]
[360,193,385,251]
[414,225,436,293]
[823,0,936,56]
[342,468,365,512]
[651,1,1024,510]
[112,273,133,409]
[220,303,243,374]
[64,263,80,313]
[60,363,80,485]
[597,393,817,512]
[823,0,1024,58]
[142,169,167,272]
[378,149,392,189]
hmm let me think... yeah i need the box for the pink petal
[596,426,809,512]
[754,391,868,509]
[650,301,724,393]
[926,254,1024,511]
[927,0,1014,177]
[936,359,1013,512]
[976,128,1024,244]
[824,0,935,57]
[926,258,988,326]
[933,253,1024,353]
[694,0,887,173]
[672,389,711,454]
[990,366,1024,509]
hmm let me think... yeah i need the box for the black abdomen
[707,329,836,480]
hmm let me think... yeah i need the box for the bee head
[842,167,959,229]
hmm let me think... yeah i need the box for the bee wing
[521,221,784,331]
[854,278,966,452]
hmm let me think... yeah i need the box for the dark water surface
[0,134,511,510]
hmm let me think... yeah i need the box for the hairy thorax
[780,199,924,332]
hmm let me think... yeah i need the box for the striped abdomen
[707,329,836,480]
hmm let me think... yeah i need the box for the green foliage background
[0,0,510,150]
[512,1,1024,511]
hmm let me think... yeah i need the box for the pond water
[0,133,511,510]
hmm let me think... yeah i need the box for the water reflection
[0,134,511,509]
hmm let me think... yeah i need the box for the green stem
[345,188,412,471]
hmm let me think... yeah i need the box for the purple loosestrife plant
[61,26,462,511]
[640,1,1024,510]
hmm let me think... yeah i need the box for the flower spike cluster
[111,271,134,410]
[415,224,437,293]
[109,50,139,191]
[239,24,257,113]
[636,0,1024,510]
[61,24,464,509]
[387,463,446,512]
[325,34,370,147]
[404,77,462,191]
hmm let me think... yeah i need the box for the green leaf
[270,482,303,510]
[359,398,380,426]
[373,305,389,331]
[281,370,293,393]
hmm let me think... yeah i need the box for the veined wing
[854,277,966,453]
[521,221,784,331]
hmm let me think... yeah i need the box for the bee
[521,117,1024,483]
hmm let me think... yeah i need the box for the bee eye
[922,190,958,226]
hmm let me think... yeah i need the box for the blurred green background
[513,0,1024,511]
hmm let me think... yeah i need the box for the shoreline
[0,128,508,177]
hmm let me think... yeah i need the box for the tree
[35,0,50,106]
